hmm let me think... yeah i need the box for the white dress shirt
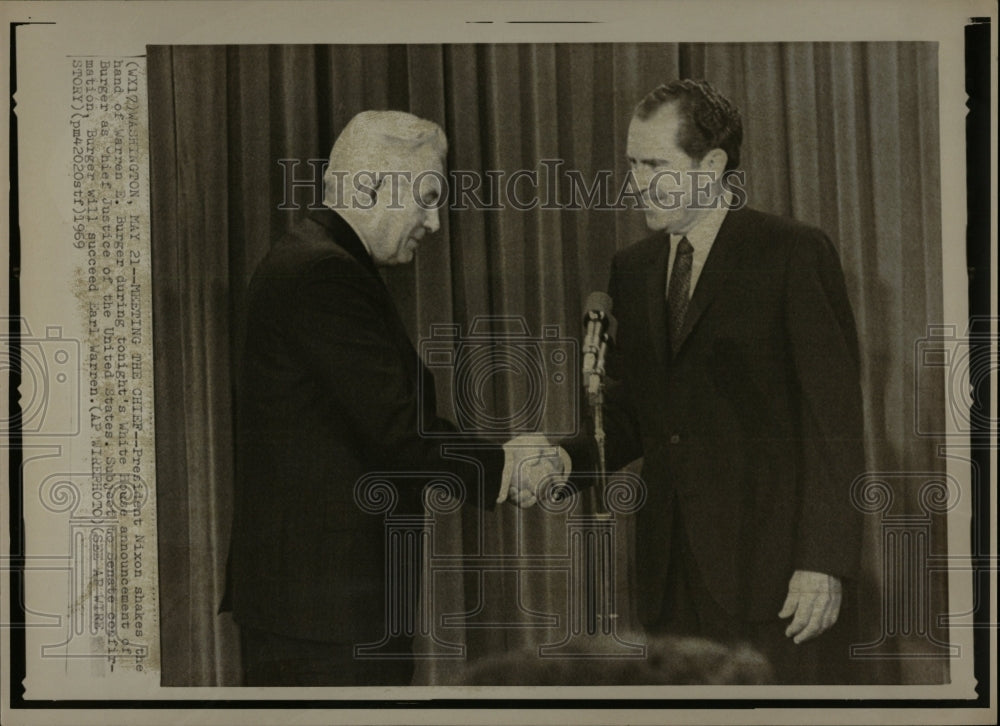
[665,205,730,299]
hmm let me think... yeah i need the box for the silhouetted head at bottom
[454,633,773,686]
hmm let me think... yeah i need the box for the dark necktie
[666,236,693,352]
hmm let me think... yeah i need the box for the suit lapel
[673,210,747,354]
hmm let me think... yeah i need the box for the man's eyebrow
[628,155,671,166]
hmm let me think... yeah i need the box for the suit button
[669,434,681,444]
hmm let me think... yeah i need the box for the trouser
[651,508,861,685]
[240,626,415,687]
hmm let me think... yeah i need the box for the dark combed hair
[634,79,743,171]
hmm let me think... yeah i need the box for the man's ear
[703,147,728,173]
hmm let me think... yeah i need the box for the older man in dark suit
[224,111,558,686]
[584,80,867,684]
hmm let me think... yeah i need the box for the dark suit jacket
[601,207,865,626]
[226,208,504,644]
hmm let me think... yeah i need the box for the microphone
[582,292,616,402]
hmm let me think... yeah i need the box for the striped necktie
[666,236,693,352]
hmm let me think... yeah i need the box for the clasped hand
[496,434,571,508]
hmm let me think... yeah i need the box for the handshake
[496,434,572,509]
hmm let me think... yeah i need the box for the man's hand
[497,434,571,508]
[778,570,842,644]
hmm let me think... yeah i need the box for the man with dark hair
[633,79,744,172]
[590,79,866,683]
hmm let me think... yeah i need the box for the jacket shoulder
[730,207,827,240]
[251,219,371,290]
[728,208,847,282]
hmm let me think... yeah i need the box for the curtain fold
[148,42,946,687]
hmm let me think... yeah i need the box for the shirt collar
[671,202,729,251]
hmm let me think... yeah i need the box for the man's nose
[630,168,651,194]
[424,206,441,233]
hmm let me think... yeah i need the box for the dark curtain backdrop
[148,43,946,687]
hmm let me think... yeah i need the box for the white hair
[324,110,446,206]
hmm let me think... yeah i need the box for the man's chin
[643,212,670,231]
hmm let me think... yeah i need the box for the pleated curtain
[147,42,945,687]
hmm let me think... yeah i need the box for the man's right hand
[497,434,571,508]
[778,569,843,644]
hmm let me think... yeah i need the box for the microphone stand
[591,389,610,519]
[584,330,613,638]
[586,332,611,519]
